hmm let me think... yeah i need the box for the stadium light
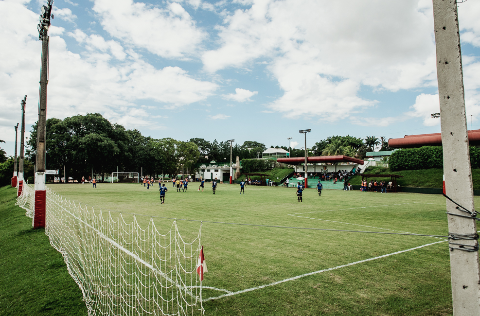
[299,129,311,188]
[11,123,19,188]
[228,139,235,184]
[287,137,292,157]
[34,0,53,229]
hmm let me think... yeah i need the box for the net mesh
[16,183,204,315]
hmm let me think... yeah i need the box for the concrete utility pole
[228,139,235,184]
[12,123,19,187]
[34,0,53,229]
[18,96,27,197]
[433,0,480,314]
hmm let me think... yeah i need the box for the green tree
[312,135,364,157]
[365,136,380,152]
[27,113,127,181]
[147,138,177,177]
[177,141,200,174]
[189,138,211,163]
[379,137,394,151]
[0,140,7,163]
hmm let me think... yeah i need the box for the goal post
[110,172,139,183]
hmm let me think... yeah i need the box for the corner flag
[196,246,207,281]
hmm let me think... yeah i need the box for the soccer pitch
[48,182,460,315]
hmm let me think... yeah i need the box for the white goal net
[16,183,204,315]
[110,172,140,183]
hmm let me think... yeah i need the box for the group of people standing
[360,180,387,193]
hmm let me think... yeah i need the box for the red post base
[443,174,446,195]
[18,180,23,197]
[305,178,308,188]
[34,190,46,229]
[11,176,17,188]
[229,176,232,184]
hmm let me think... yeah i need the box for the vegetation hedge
[389,146,480,171]
[241,159,274,173]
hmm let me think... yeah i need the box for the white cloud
[63,0,78,6]
[53,7,77,22]
[0,1,218,147]
[202,0,438,121]
[351,116,407,127]
[290,141,298,149]
[222,88,257,102]
[406,93,440,127]
[459,1,480,47]
[93,0,207,58]
[209,114,230,120]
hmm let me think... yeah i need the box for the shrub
[241,159,274,173]
[389,146,480,171]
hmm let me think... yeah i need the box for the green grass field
[44,182,460,315]
[0,186,87,316]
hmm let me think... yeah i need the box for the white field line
[203,239,447,302]
[291,202,444,216]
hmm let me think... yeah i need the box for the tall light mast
[18,96,27,197]
[34,0,53,229]
[12,123,19,187]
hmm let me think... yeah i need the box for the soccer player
[297,185,303,202]
[92,178,96,188]
[317,181,323,196]
[212,178,217,194]
[240,180,245,194]
[176,179,181,192]
[199,179,205,192]
[183,179,188,192]
[159,183,168,204]
[147,179,150,189]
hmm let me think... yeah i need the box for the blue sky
[1,0,480,156]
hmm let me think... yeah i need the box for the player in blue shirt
[159,184,168,204]
[199,179,205,192]
[316,181,323,196]
[183,179,188,192]
[212,178,218,194]
[240,180,245,194]
[297,185,303,202]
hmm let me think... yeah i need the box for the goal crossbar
[110,171,139,183]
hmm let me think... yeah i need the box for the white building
[195,161,239,182]
[262,148,289,159]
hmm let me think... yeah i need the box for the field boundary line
[203,239,447,302]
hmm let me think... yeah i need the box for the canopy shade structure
[388,129,480,148]
[277,155,364,165]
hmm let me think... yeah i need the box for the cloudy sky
[1,0,480,156]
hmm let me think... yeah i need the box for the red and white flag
[196,246,207,281]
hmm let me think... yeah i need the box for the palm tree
[364,136,380,152]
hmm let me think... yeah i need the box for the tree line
[0,113,392,183]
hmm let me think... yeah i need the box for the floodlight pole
[299,129,311,188]
[433,0,480,314]
[18,96,27,197]
[228,139,234,184]
[287,137,292,157]
[12,123,19,188]
[34,0,53,229]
